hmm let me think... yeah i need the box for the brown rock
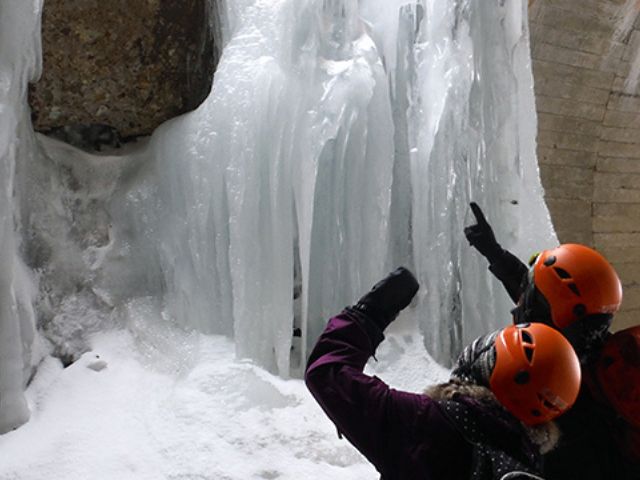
[29,0,220,147]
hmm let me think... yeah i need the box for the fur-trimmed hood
[425,380,561,455]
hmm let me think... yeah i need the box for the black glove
[351,267,419,332]
[464,202,503,263]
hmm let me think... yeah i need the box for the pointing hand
[464,202,503,262]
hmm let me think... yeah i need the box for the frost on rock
[0,0,558,432]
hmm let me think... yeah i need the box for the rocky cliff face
[28,0,219,150]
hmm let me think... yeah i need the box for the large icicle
[291,0,395,366]
[0,0,43,433]
[211,1,296,376]
[404,0,556,363]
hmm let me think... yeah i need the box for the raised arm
[464,202,529,303]
[305,268,450,477]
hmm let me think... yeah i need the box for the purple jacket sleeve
[305,311,469,479]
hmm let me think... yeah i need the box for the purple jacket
[305,311,544,480]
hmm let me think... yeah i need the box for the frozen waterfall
[0,0,556,434]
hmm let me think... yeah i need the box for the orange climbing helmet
[490,323,581,426]
[595,325,640,428]
[531,244,622,329]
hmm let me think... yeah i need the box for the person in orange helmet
[592,325,640,460]
[464,202,639,480]
[306,267,581,480]
[464,203,622,359]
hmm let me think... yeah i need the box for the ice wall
[111,0,396,375]
[399,0,556,361]
[197,0,556,368]
[0,0,558,430]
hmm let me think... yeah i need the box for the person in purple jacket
[305,267,581,480]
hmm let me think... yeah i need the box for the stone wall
[530,0,640,330]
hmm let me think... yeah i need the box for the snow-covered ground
[0,313,449,480]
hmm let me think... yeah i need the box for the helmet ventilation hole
[531,409,542,417]
[567,283,581,296]
[514,370,530,384]
[524,346,535,363]
[543,255,556,266]
[553,267,572,279]
[520,331,535,363]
